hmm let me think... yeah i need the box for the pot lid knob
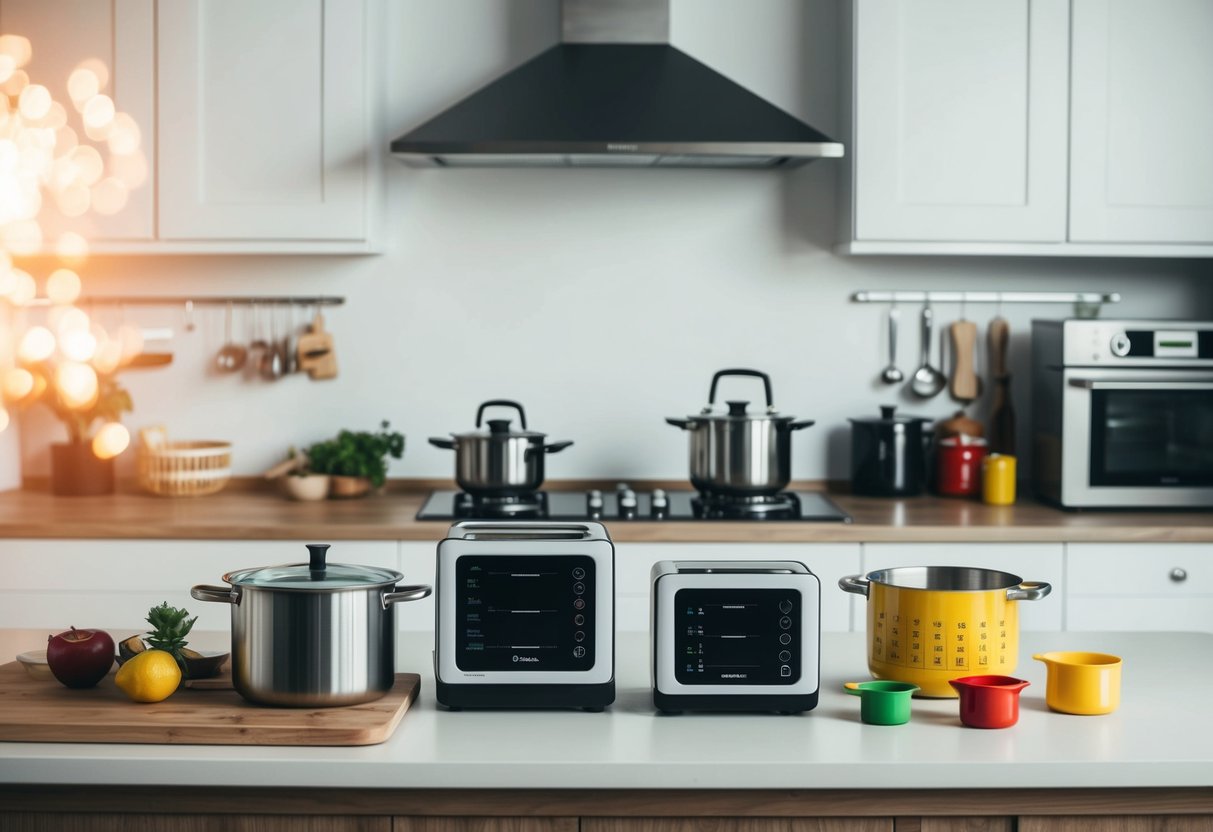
[487,418,513,434]
[306,543,330,580]
[880,405,897,420]
[727,400,749,416]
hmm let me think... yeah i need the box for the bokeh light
[56,361,98,409]
[91,421,129,459]
[45,268,81,304]
[17,325,54,362]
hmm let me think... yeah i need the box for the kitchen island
[1,630,1210,830]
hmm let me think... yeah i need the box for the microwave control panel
[455,554,595,672]
[673,587,801,685]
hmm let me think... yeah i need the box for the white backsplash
[12,0,1213,483]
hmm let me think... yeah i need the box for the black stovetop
[416,488,852,523]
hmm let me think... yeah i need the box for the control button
[780,665,791,677]
[574,631,585,643]
[573,582,586,595]
[779,633,791,645]
[778,650,792,662]
[573,646,586,658]
[779,616,792,630]
[572,567,586,579]
[779,599,793,614]
[574,598,586,610]
[574,614,585,625]
[1110,332,1132,357]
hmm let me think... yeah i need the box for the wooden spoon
[950,318,979,401]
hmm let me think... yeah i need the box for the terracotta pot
[329,475,372,499]
[51,442,115,497]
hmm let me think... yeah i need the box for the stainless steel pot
[666,369,814,496]
[190,543,431,707]
[429,400,573,496]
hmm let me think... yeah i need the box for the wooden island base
[1,786,1211,831]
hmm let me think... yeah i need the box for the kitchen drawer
[1067,597,1213,633]
[860,544,1064,632]
[1067,544,1212,597]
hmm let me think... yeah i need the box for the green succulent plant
[145,602,197,671]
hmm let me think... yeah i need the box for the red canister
[936,436,988,496]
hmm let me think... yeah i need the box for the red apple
[46,627,115,689]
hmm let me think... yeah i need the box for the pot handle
[1006,581,1052,602]
[543,440,574,454]
[191,584,239,605]
[383,584,433,608]
[708,369,773,409]
[838,575,870,597]
[475,400,527,429]
[665,417,694,430]
[428,437,456,450]
[788,419,816,431]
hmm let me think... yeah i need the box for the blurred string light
[0,35,147,459]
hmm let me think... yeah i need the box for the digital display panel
[674,588,800,685]
[456,555,595,671]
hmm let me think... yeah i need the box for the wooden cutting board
[0,662,419,746]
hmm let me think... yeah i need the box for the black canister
[849,405,930,497]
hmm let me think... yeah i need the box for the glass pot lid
[225,543,402,590]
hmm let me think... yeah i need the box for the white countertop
[0,628,1207,790]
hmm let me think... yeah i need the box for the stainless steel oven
[1032,319,1213,508]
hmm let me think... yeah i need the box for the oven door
[1062,370,1213,507]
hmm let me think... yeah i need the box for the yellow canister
[839,567,1052,698]
[1033,651,1122,715]
[982,454,1017,505]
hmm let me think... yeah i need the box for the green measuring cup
[844,680,920,725]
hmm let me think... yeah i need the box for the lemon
[115,649,181,703]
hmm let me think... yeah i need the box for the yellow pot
[839,567,1051,698]
[1033,651,1122,715]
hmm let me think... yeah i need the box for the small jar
[936,436,988,497]
[982,454,1017,505]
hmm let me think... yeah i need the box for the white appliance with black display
[1032,319,1213,508]
[651,560,820,713]
[435,521,615,710]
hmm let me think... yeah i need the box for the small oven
[1032,319,1213,508]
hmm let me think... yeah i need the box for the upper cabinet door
[1069,0,1213,243]
[157,0,370,242]
[851,0,1069,242]
[0,0,155,243]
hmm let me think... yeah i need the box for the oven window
[674,588,801,685]
[455,555,595,672]
[1090,389,1213,486]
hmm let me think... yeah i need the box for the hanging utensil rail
[32,295,345,308]
[851,291,1120,305]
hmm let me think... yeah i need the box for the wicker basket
[137,433,232,497]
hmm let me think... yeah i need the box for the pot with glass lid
[666,369,815,496]
[429,400,573,496]
[191,543,431,707]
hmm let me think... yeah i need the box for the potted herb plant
[305,421,404,499]
[46,376,133,496]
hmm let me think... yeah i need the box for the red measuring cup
[948,675,1030,729]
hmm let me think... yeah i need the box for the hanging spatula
[950,318,979,402]
[987,316,1016,454]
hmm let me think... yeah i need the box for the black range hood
[391,1,843,169]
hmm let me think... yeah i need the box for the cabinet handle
[1170,567,1188,583]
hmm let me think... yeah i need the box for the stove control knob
[650,488,669,519]
[586,489,604,518]
[1110,332,1132,357]
[618,487,637,519]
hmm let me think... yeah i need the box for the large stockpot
[190,543,431,707]
[838,566,1051,698]
[429,400,573,496]
[666,369,814,496]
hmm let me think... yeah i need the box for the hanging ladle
[910,302,947,398]
[215,302,247,372]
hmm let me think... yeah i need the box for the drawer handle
[1170,568,1188,583]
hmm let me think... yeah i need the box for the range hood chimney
[391,0,843,169]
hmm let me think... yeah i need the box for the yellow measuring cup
[1032,651,1122,715]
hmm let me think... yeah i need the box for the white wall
[14,0,1213,483]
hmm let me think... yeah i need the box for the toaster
[651,560,820,713]
[435,520,615,710]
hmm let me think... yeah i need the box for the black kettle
[849,405,931,497]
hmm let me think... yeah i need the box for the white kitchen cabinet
[1,0,155,243]
[1065,543,1213,632]
[0,539,398,632]
[859,543,1064,632]
[156,0,379,251]
[1068,0,1213,244]
[612,543,862,633]
[845,0,1068,244]
[840,0,1213,257]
